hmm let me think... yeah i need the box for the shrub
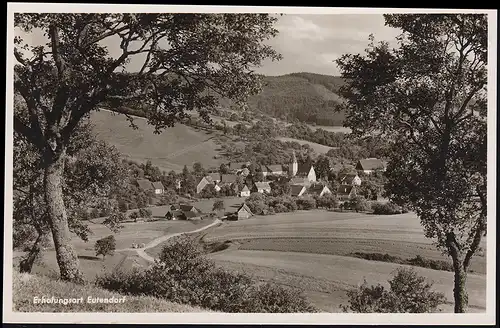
[343,196,370,212]
[341,267,446,313]
[407,255,453,272]
[94,235,116,260]
[371,202,403,215]
[96,236,316,313]
[138,207,152,219]
[296,197,317,210]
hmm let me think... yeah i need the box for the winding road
[118,219,222,263]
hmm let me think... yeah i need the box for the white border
[4,4,497,325]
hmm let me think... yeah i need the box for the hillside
[225,72,347,126]
[89,110,227,172]
[13,272,210,312]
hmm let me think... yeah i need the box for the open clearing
[90,110,227,172]
[276,137,337,154]
[15,218,216,281]
[202,210,486,312]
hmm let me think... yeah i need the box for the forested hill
[222,72,347,126]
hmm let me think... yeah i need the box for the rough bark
[448,233,469,313]
[44,150,85,283]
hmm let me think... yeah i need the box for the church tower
[289,150,298,177]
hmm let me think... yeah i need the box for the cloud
[256,14,402,76]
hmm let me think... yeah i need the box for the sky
[15,14,402,77]
[258,14,402,76]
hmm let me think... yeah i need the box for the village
[130,152,388,224]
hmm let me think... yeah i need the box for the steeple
[289,150,298,177]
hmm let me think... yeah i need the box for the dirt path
[118,219,222,263]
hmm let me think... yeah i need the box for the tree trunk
[19,233,44,273]
[44,150,84,283]
[451,254,469,313]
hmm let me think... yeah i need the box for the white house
[240,185,251,197]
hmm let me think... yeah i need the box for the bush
[371,202,403,215]
[94,235,116,260]
[341,267,446,313]
[343,196,370,212]
[296,197,317,210]
[407,255,453,272]
[138,207,152,219]
[96,236,316,313]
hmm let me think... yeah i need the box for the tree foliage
[337,14,487,312]
[94,235,116,260]
[341,267,446,313]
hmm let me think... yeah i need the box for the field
[90,110,227,172]
[201,210,487,313]
[276,137,337,154]
[14,218,216,281]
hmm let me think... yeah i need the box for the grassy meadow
[276,137,337,154]
[201,210,486,313]
[13,272,210,312]
[90,110,227,172]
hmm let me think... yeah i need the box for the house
[239,185,251,197]
[208,173,221,183]
[263,164,284,177]
[220,174,238,184]
[339,173,362,186]
[236,203,253,220]
[290,184,307,197]
[136,179,154,192]
[165,204,203,220]
[356,158,386,174]
[151,181,165,195]
[337,185,357,200]
[289,177,310,185]
[308,184,332,197]
[228,162,249,173]
[253,181,272,194]
[296,163,317,183]
[196,176,216,194]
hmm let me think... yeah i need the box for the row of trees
[244,192,339,216]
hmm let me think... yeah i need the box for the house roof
[254,182,271,190]
[339,173,359,184]
[136,179,153,191]
[297,163,314,176]
[208,173,221,181]
[241,185,250,192]
[221,174,238,183]
[337,185,354,195]
[237,203,253,216]
[357,158,385,171]
[289,177,309,185]
[309,184,329,195]
[152,181,165,189]
[229,162,249,170]
[290,184,306,196]
[180,204,201,213]
[266,164,283,173]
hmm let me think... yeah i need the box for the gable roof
[337,185,354,195]
[289,177,309,185]
[136,179,153,191]
[152,181,165,190]
[229,162,249,170]
[266,164,284,173]
[357,158,385,171]
[208,173,221,181]
[290,184,306,196]
[339,173,359,184]
[297,163,314,176]
[180,204,201,213]
[241,185,250,192]
[254,182,271,190]
[199,176,214,185]
[237,203,253,215]
[309,184,329,195]
[220,174,238,183]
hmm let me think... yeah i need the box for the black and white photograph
[3,4,497,325]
